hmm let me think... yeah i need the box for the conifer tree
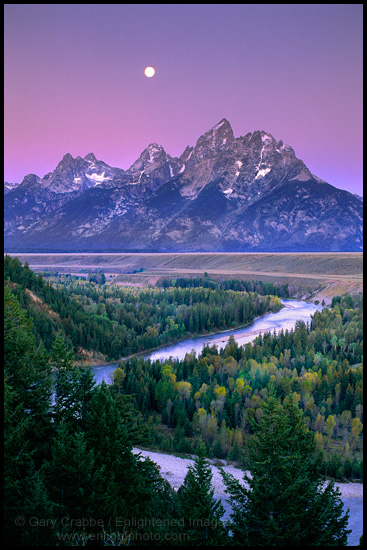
[4,287,53,545]
[22,472,58,546]
[4,377,36,545]
[84,382,148,525]
[43,421,107,541]
[50,331,84,429]
[4,286,53,462]
[177,440,228,545]
[221,394,351,546]
[133,455,180,545]
[77,365,97,430]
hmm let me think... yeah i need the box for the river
[90,299,362,545]
[131,445,362,546]
[91,299,321,384]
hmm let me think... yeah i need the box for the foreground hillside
[4,263,363,545]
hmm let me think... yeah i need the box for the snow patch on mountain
[255,167,271,180]
[147,145,162,162]
[4,118,363,252]
[4,181,20,193]
[86,172,108,183]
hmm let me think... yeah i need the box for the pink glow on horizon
[4,5,363,195]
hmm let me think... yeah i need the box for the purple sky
[4,4,363,195]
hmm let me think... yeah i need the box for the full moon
[144,66,155,78]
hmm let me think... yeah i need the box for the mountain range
[4,119,363,252]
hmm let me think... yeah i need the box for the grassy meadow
[9,252,363,304]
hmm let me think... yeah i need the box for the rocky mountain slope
[4,119,363,252]
[4,181,20,194]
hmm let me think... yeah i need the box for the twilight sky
[4,4,363,195]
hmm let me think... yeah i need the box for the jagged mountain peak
[201,118,233,139]
[4,118,363,252]
[58,152,74,164]
[84,152,98,163]
[53,153,86,175]
[147,142,163,150]
[145,143,166,160]
[56,152,99,171]
[259,130,276,142]
[243,130,276,149]
[126,143,169,176]
[53,152,87,175]
[20,173,41,187]
[210,117,233,133]
[194,118,234,152]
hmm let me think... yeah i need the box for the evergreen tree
[22,472,58,546]
[77,365,98,430]
[4,286,53,463]
[42,421,107,542]
[132,456,180,545]
[220,395,351,546]
[50,331,84,429]
[177,440,228,545]
[84,382,150,525]
[4,377,36,545]
[4,287,53,545]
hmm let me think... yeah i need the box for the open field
[6,252,363,304]
[6,252,363,277]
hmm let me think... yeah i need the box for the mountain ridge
[4,119,363,252]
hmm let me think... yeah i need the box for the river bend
[91,299,320,384]
[90,299,362,545]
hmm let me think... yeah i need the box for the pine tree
[132,455,180,544]
[43,421,107,540]
[84,382,146,524]
[4,377,36,545]
[50,331,84,429]
[22,472,58,546]
[77,365,97,430]
[220,395,351,546]
[4,286,53,462]
[177,440,228,545]
[4,287,53,545]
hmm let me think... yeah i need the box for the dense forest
[4,257,363,545]
[4,255,284,360]
[159,275,290,296]
[110,293,363,481]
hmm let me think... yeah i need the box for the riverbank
[132,446,363,498]
[81,303,285,369]
[90,299,321,384]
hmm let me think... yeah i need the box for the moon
[144,66,155,78]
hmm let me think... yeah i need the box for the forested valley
[4,255,285,360]
[112,295,363,480]
[4,255,363,546]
